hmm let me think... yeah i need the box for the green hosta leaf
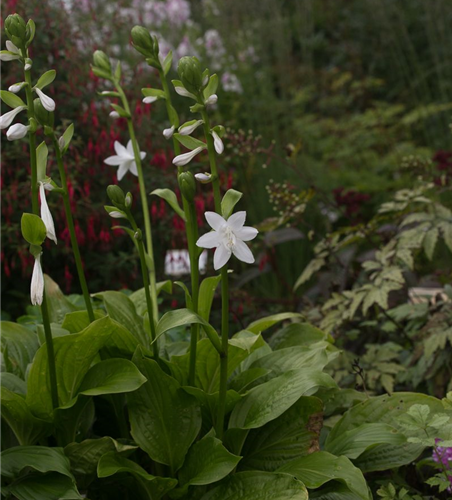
[94,291,149,346]
[2,472,82,500]
[21,213,47,246]
[221,189,243,219]
[198,275,222,321]
[1,446,73,479]
[174,133,206,151]
[269,323,332,350]
[61,123,74,154]
[1,388,51,445]
[178,435,241,487]
[200,471,308,500]
[155,308,221,353]
[326,392,446,472]
[26,316,114,420]
[129,281,173,316]
[141,87,166,99]
[44,275,80,324]
[64,437,137,489]
[60,358,146,409]
[1,373,27,395]
[229,369,336,430]
[0,89,26,108]
[240,396,323,471]
[36,141,48,182]
[174,281,193,309]
[151,188,186,220]
[36,323,70,345]
[324,423,406,459]
[97,452,178,498]
[61,310,105,333]
[1,321,39,378]
[110,103,130,118]
[35,70,56,90]
[203,74,218,99]
[127,355,201,472]
[163,50,173,76]
[277,452,370,500]
[246,313,303,335]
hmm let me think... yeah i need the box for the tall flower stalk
[131,27,201,386]
[2,14,59,409]
[93,51,159,322]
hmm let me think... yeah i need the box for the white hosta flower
[0,105,25,129]
[179,120,203,136]
[163,125,175,140]
[39,182,57,244]
[31,254,44,306]
[205,94,218,106]
[0,41,20,61]
[35,87,56,112]
[104,140,146,181]
[197,211,258,270]
[108,210,126,219]
[195,172,212,183]
[174,85,197,100]
[172,146,204,167]
[8,82,25,93]
[143,96,158,104]
[6,123,29,140]
[212,130,224,154]
[109,111,120,119]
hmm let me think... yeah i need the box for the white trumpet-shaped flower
[35,87,56,112]
[0,105,25,129]
[174,85,197,100]
[31,254,44,306]
[195,172,212,183]
[179,120,203,136]
[8,82,25,93]
[6,123,29,140]
[197,211,258,270]
[0,41,20,61]
[172,146,204,167]
[143,96,158,104]
[212,131,224,154]
[39,182,57,244]
[104,140,146,181]
[205,94,218,106]
[163,125,175,140]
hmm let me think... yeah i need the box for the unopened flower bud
[125,192,132,208]
[205,94,218,106]
[178,171,196,201]
[134,229,143,240]
[93,50,111,72]
[131,26,155,58]
[33,98,54,128]
[24,58,32,71]
[107,184,126,208]
[5,14,27,48]
[195,172,212,184]
[178,56,203,95]
[8,82,25,93]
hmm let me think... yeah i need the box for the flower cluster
[432,439,452,493]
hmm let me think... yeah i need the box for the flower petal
[232,239,255,264]
[228,211,246,231]
[140,151,146,160]
[195,173,212,183]
[172,146,204,167]
[6,123,29,140]
[212,131,224,155]
[0,106,25,129]
[40,183,57,244]
[163,125,175,140]
[174,86,197,99]
[6,41,20,54]
[235,226,258,242]
[117,161,131,181]
[104,155,124,166]
[214,244,232,270]
[196,231,221,249]
[179,120,203,136]
[0,52,20,61]
[129,161,139,177]
[31,255,44,306]
[205,211,227,231]
[35,88,55,112]
[143,96,158,104]
[114,140,129,157]
[126,140,134,155]
[205,94,218,105]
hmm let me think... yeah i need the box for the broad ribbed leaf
[0,321,39,378]
[1,373,27,395]
[269,323,332,350]
[127,356,201,472]
[2,472,82,500]
[198,275,222,321]
[151,188,186,220]
[201,471,308,500]
[277,452,370,499]
[44,275,80,323]
[61,310,105,333]
[129,281,172,316]
[246,313,303,335]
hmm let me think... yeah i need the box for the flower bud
[178,171,196,202]
[131,26,155,58]
[25,19,36,47]
[7,123,29,140]
[134,229,143,241]
[107,184,126,208]
[125,192,133,208]
[178,57,203,95]
[34,98,54,128]
[5,14,27,48]
[93,50,111,72]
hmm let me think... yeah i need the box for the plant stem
[159,69,200,386]
[200,108,229,439]
[23,64,59,410]
[52,136,95,322]
[116,83,159,322]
